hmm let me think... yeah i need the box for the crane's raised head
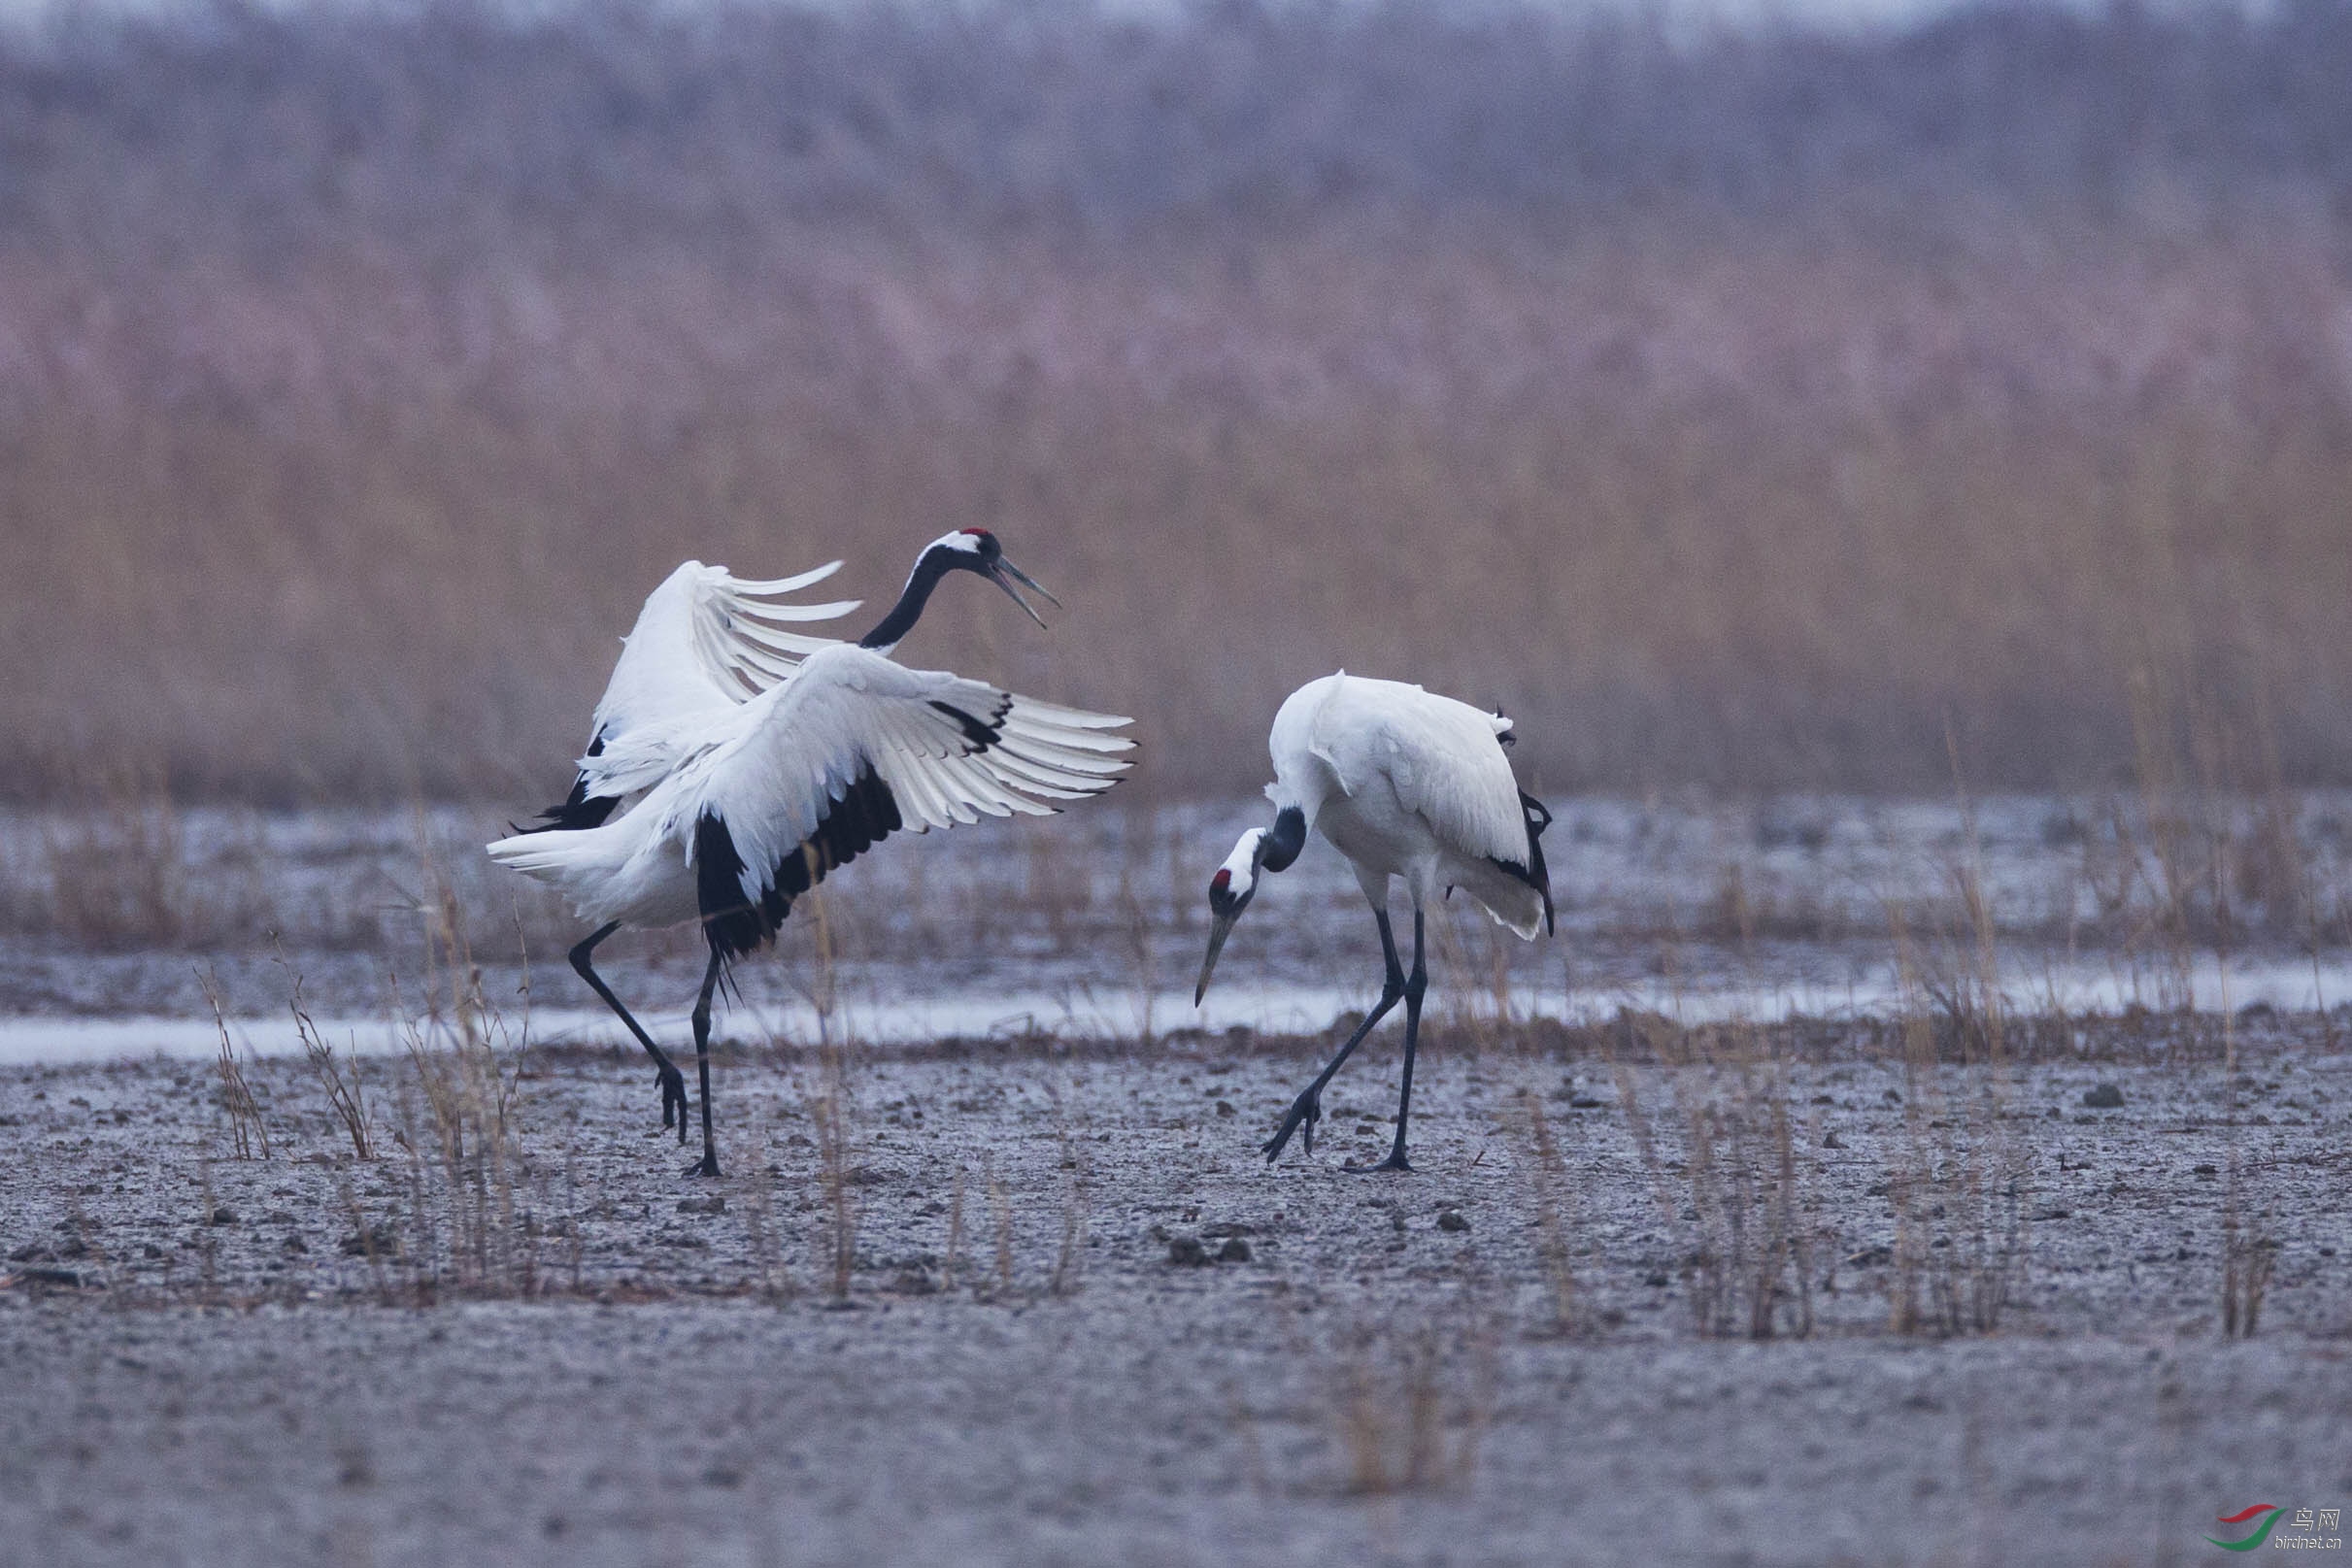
[1194,828,1269,1006]
[922,528,1061,630]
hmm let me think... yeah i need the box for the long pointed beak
[988,556,1060,629]
[1193,910,1240,1007]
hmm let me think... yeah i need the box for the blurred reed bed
[6,232,2347,804]
[0,1,2348,806]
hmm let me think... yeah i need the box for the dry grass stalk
[2221,1221,2277,1341]
[387,851,535,1293]
[332,1171,394,1305]
[988,1152,1017,1299]
[194,1151,219,1301]
[736,1109,789,1304]
[941,1163,968,1295]
[1047,1080,1088,1298]
[1327,1316,1497,1497]
[40,767,185,946]
[202,971,271,1161]
[809,1045,858,1304]
[1881,892,2023,1338]
[1116,854,1159,1051]
[2216,981,2278,1340]
[1514,1087,1585,1336]
[1646,1013,1811,1341]
[288,976,373,1161]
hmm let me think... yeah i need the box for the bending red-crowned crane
[1193,672,1553,1173]
[489,531,1124,1177]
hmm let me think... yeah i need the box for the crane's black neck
[858,548,960,651]
[1260,806,1307,874]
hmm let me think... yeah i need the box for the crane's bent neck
[858,549,958,652]
[1260,805,1307,874]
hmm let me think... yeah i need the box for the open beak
[1193,910,1240,1007]
[987,556,1061,630]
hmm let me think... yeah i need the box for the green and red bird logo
[2206,1505,2283,1551]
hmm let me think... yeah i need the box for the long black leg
[1262,908,1408,1164]
[569,922,688,1138]
[685,946,725,1179]
[1352,908,1427,1174]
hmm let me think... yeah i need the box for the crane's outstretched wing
[517,559,861,832]
[676,644,1133,957]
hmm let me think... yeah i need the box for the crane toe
[655,1065,688,1134]
[1260,1089,1323,1163]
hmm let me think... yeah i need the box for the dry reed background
[0,0,2348,806]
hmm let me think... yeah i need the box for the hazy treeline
[3,0,2349,802]
[12,0,2352,250]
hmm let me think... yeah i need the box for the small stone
[1436,1210,1470,1233]
[1215,1100,1236,1118]
[12,1267,82,1288]
[1643,1271,1669,1287]
[208,1207,238,1226]
[1167,1235,1209,1266]
[340,1222,399,1257]
[1216,1238,1253,1263]
[1820,1131,1843,1150]
[2082,1084,2125,1110]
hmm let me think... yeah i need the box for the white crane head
[1193,805,1306,1005]
[922,528,1061,631]
[1193,829,1268,1005]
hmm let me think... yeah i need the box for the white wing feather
[677,644,1132,907]
[579,558,861,794]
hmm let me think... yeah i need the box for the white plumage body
[1268,672,1544,938]
[487,643,1131,936]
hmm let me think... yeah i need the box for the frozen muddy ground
[3,1021,2350,1565]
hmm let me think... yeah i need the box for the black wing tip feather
[513,774,620,835]
[695,766,904,960]
[927,697,1011,751]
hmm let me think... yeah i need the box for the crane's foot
[656,1065,688,1133]
[1343,1151,1414,1175]
[684,1151,722,1179]
[1261,1088,1323,1163]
